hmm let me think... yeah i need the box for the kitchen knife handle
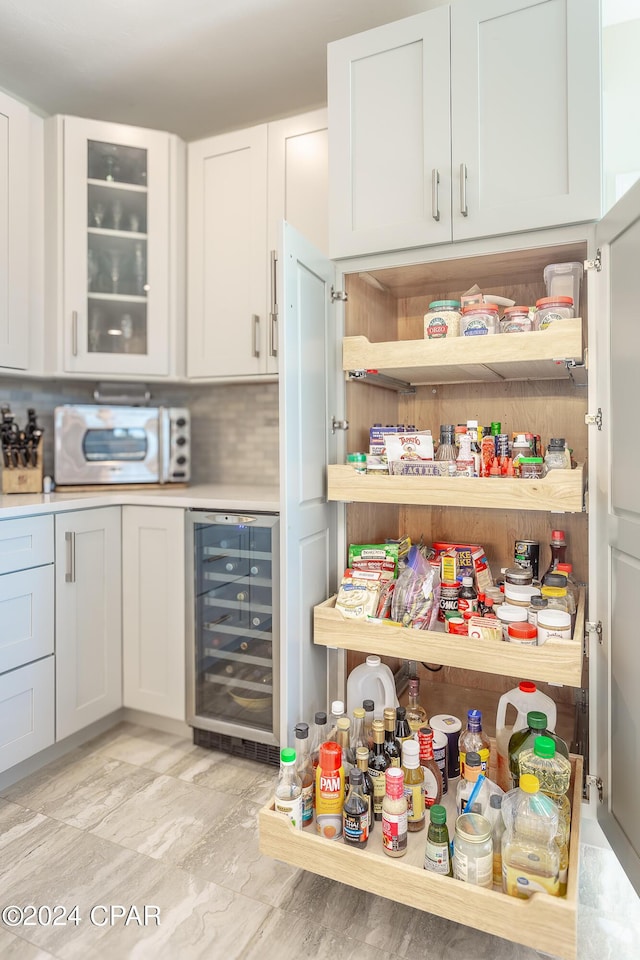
[65,531,76,583]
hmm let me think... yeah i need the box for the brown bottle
[368,719,390,820]
[355,745,375,832]
[383,707,402,768]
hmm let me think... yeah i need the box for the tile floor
[0,722,638,960]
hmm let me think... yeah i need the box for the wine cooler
[186,510,280,759]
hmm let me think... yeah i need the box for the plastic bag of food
[391,545,440,629]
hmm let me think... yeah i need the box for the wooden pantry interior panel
[339,240,590,754]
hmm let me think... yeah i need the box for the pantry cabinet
[0,89,30,370]
[122,506,185,721]
[328,0,601,259]
[55,507,122,740]
[44,116,184,378]
[187,110,328,379]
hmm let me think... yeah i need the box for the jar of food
[496,603,528,641]
[453,812,493,887]
[505,566,533,586]
[484,586,504,607]
[537,608,572,645]
[446,616,467,636]
[528,595,548,626]
[520,456,545,479]
[439,581,460,622]
[544,438,571,471]
[424,300,461,339]
[535,296,574,330]
[511,433,533,462]
[500,306,533,333]
[460,303,500,336]
[504,583,541,608]
[541,572,569,612]
[507,622,538,646]
[346,452,367,473]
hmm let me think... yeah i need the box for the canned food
[514,539,540,580]
[439,581,460,622]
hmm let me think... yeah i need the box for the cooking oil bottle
[501,774,561,898]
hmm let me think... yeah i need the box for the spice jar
[504,583,541,608]
[507,622,538,646]
[528,595,548,626]
[544,438,571,471]
[424,300,461,339]
[537,608,572,645]
[460,303,500,336]
[541,572,569,611]
[500,306,533,333]
[496,603,528,641]
[452,812,493,887]
[535,296,574,330]
[505,566,534,586]
[520,456,545,479]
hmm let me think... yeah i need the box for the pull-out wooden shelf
[259,753,583,960]
[313,589,585,688]
[343,318,584,385]
[327,463,585,513]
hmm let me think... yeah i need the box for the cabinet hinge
[584,408,603,430]
[331,287,348,303]
[586,774,604,803]
[584,249,602,272]
[584,620,603,656]
[331,417,349,434]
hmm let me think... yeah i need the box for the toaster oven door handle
[65,531,76,583]
[157,409,166,484]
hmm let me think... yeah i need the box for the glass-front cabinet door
[62,117,171,376]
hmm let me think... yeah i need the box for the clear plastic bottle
[501,774,561,898]
[544,438,571,471]
[382,767,408,858]
[406,677,428,732]
[309,711,328,789]
[327,700,346,742]
[294,723,314,829]
[541,572,570,612]
[401,739,425,831]
[459,709,491,776]
[542,529,568,580]
[424,804,452,876]
[455,751,503,817]
[274,747,303,830]
[517,736,572,847]
[489,794,505,886]
[508,712,569,789]
[350,706,366,762]
[335,717,353,777]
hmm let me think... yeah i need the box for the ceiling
[0,0,444,141]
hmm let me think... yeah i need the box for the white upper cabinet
[45,116,184,378]
[187,110,328,379]
[328,0,601,258]
[0,90,30,370]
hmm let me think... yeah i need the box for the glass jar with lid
[460,303,500,336]
[535,296,574,330]
[520,456,545,479]
[424,301,461,339]
[544,438,571,471]
[540,572,569,612]
[505,566,534,586]
[452,812,493,887]
[500,306,533,333]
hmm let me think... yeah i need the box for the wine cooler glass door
[187,512,279,745]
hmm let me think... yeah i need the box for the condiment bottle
[401,739,425,832]
[459,708,490,776]
[315,742,345,840]
[382,767,408,858]
[417,726,443,807]
[508,711,569,789]
[458,576,478,616]
[394,706,413,745]
[335,717,353,776]
[294,723,314,829]
[355,745,375,832]
[406,677,428,732]
[342,769,369,848]
[368,718,390,821]
[309,711,328,787]
[274,747,303,830]
[542,529,568,580]
[423,804,452,876]
[383,707,402,767]
[501,774,560,898]
[362,699,375,749]
[327,700,346,741]
[350,706,366,761]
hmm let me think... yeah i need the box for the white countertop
[0,483,280,519]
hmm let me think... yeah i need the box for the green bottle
[423,804,452,876]
[508,711,569,788]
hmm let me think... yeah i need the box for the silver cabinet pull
[431,168,440,222]
[269,250,278,358]
[72,311,78,356]
[65,531,76,583]
[460,163,468,217]
[252,315,260,358]
[270,314,278,358]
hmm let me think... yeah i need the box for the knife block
[1,454,44,495]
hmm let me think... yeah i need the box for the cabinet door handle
[65,531,76,583]
[270,314,278,358]
[460,163,469,217]
[269,250,278,358]
[252,315,261,358]
[72,311,78,356]
[431,168,440,222]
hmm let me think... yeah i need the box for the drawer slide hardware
[586,773,604,803]
[348,369,416,394]
[585,408,603,430]
[331,287,348,303]
[584,250,602,272]
[331,417,349,434]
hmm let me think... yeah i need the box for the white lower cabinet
[0,658,55,770]
[0,566,54,673]
[55,507,122,740]
[122,506,185,720]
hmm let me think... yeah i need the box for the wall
[0,377,279,487]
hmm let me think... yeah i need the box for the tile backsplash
[0,377,280,487]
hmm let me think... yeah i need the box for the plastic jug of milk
[495,681,557,792]
[346,655,398,720]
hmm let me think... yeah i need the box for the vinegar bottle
[406,677,428,732]
[368,719,390,821]
[355,745,375,832]
[343,769,369,848]
[401,739,425,831]
[383,707,402,767]
[294,723,314,829]
[423,804,452,876]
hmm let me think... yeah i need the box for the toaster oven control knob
[176,435,187,446]
[176,417,187,428]
[176,455,187,466]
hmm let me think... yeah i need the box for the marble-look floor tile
[1,752,157,831]
[90,774,231,862]
[578,843,640,923]
[239,909,402,960]
[87,722,216,776]
[178,796,300,907]
[0,929,58,959]
[576,904,639,960]
[170,751,276,803]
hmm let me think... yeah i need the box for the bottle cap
[356,746,369,763]
[337,717,351,731]
[519,681,537,694]
[520,773,540,793]
[548,438,566,449]
[462,576,473,586]
[281,747,296,764]
[557,563,573,574]
[543,572,567,588]
[533,735,556,759]
[396,706,407,720]
[366,655,381,667]
[527,711,548,730]
[490,794,503,809]
[465,752,482,769]
[467,709,482,729]
[529,596,548,609]
[551,530,566,542]
[331,700,344,715]
[509,623,538,640]
[430,804,447,824]
[353,707,365,719]
[402,739,420,768]
[319,742,341,770]
[294,723,309,738]
[383,707,397,722]
[362,699,374,712]
[314,711,327,725]
[385,767,404,799]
